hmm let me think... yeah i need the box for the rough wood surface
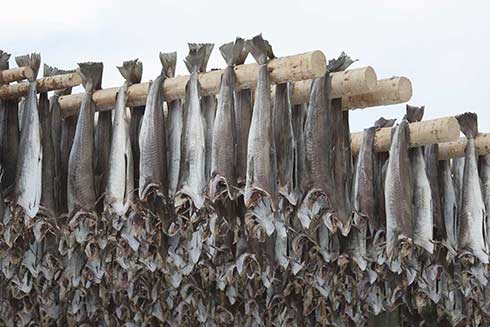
[0,66,34,84]
[351,117,460,155]
[438,133,490,160]
[0,72,81,99]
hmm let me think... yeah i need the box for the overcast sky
[2,0,489,132]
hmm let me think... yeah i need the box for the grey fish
[95,110,111,199]
[14,53,42,218]
[425,144,444,240]
[105,59,139,215]
[139,53,170,201]
[407,105,433,253]
[39,83,56,213]
[60,115,77,213]
[480,154,490,252]
[385,111,413,258]
[175,45,208,209]
[163,53,182,197]
[273,83,295,205]
[0,50,20,193]
[291,103,308,199]
[67,62,103,213]
[452,156,465,220]
[234,47,251,188]
[439,159,458,251]
[244,34,277,212]
[456,112,488,263]
[209,38,244,200]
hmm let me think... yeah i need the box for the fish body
[60,115,77,212]
[14,54,42,218]
[95,110,112,198]
[39,91,56,212]
[440,160,458,250]
[425,144,444,240]
[452,157,465,220]
[456,112,488,263]
[479,154,490,251]
[291,103,308,199]
[67,62,103,213]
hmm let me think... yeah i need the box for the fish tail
[456,112,478,138]
[77,62,103,93]
[219,37,245,66]
[374,117,396,128]
[15,53,41,80]
[184,44,209,74]
[236,45,249,65]
[117,59,143,85]
[245,34,274,65]
[405,104,425,123]
[327,51,357,72]
[159,52,177,78]
[0,50,11,70]
[187,43,214,72]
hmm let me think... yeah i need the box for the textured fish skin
[244,34,277,210]
[406,105,433,253]
[439,159,458,251]
[424,143,444,240]
[209,38,244,200]
[479,154,490,252]
[292,103,308,198]
[95,110,112,199]
[452,157,465,220]
[385,113,413,258]
[162,53,183,197]
[456,112,488,263]
[105,59,139,215]
[234,47,251,188]
[273,83,295,205]
[60,115,77,213]
[39,90,56,212]
[139,53,170,201]
[176,45,208,209]
[14,53,42,218]
[67,62,103,213]
[0,51,19,192]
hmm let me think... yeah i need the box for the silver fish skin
[452,156,465,220]
[273,83,295,205]
[456,112,488,263]
[440,159,458,251]
[95,110,112,198]
[60,115,76,213]
[244,34,278,210]
[106,61,138,215]
[39,91,56,213]
[425,144,444,240]
[67,62,103,213]
[14,53,42,218]
[175,46,208,209]
[139,53,170,201]
[480,154,490,252]
[209,38,244,200]
[291,103,308,199]
[385,117,413,258]
[406,105,433,253]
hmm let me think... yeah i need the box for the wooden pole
[0,66,34,84]
[351,117,460,155]
[438,133,490,160]
[341,76,412,110]
[289,66,377,104]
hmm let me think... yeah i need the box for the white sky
[1,0,489,132]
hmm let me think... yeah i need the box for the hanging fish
[67,62,103,213]
[175,45,208,210]
[209,38,244,200]
[440,159,458,252]
[164,52,182,197]
[385,110,413,258]
[95,114,112,199]
[139,53,170,201]
[291,103,308,201]
[60,114,77,213]
[105,59,140,215]
[425,143,445,240]
[14,53,42,218]
[452,156,465,220]
[0,50,20,193]
[479,154,490,252]
[406,105,433,254]
[456,112,488,263]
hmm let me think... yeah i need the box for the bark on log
[0,66,34,84]
[438,133,490,160]
[351,117,460,155]
[0,72,81,99]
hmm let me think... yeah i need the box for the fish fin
[456,112,478,138]
[405,104,425,123]
[15,53,41,80]
[159,52,177,78]
[188,43,214,72]
[77,62,103,92]
[0,50,11,70]
[117,59,142,85]
[245,34,274,65]
[327,51,357,72]
[219,38,245,66]
[184,45,208,74]
[374,117,396,128]
[236,46,249,65]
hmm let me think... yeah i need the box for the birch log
[351,117,460,155]
[438,133,490,160]
[0,66,34,84]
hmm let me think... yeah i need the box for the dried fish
[68,62,103,212]
[209,38,244,200]
[95,110,111,199]
[480,154,490,252]
[456,112,488,263]
[14,53,42,218]
[425,143,445,240]
[440,159,458,252]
